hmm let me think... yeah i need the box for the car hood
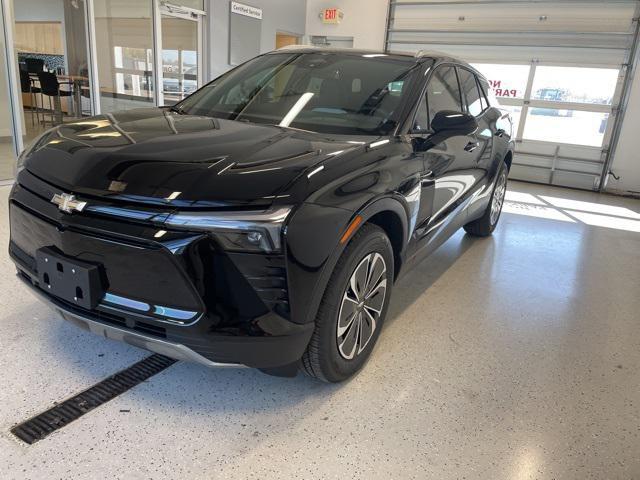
[24,108,373,209]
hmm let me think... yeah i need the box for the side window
[478,83,488,111]
[478,78,488,111]
[458,67,484,117]
[426,66,463,124]
[478,77,494,107]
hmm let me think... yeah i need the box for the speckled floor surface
[0,181,639,479]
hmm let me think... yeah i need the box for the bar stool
[25,58,45,74]
[20,69,42,126]
[37,72,73,125]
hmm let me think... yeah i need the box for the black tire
[464,161,508,237]
[301,224,394,383]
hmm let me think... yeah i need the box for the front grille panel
[9,200,203,313]
[10,174,292,334]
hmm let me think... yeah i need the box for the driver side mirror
[431,110,478,136]
[413,110,478,152]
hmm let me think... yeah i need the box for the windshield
[177,52,421,135]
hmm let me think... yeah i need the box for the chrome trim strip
[19,275,242,369]
[101,292,199,324]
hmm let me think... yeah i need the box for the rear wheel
[464,161,508,237]
[301,224,393,382]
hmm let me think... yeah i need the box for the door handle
[464,142,479,153]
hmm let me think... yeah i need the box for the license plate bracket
[36,247,105,310]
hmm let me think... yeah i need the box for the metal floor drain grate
[11,354,176,445]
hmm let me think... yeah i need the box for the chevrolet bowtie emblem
[51,193,87,214]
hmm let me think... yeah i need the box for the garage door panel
[510,164,553,184]
[389,44,629,66]
[556,145,603,162]
[551,171,599,190]
[391,3,636,33]
[386,0,638,190]
[516,141,602,159]
[517,143,604,167]
[556,159,603,175]
[388,31,632,50]
[510,164,599,190]
[513,153,558,173]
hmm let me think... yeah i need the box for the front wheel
[464,161,508,237]
[301,224,394,382]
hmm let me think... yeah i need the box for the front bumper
[19,273,240,368]
[16,266,314,370]
[9,173,314,370]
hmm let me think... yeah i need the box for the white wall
[207,0,308,79]
[305,0,388,51]
[607,55,640,195]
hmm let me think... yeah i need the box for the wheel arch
[504,150,513,171]
[291,195,411,326]
[364,208,406,280]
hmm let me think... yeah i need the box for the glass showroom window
[473,63,530,134]
[530,66,619,105]
[472,63,530,100]
[93,0,155,113]
[525,66,620,147]
[523,109,610,147]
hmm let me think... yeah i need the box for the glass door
[93,0,156,114]
[160,6,201,106]
[0,0,22,181]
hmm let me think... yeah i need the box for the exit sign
[321,8,343,24]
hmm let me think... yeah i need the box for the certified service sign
[231,1,263,20]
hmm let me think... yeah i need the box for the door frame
[0,0,24,161]
[154,1,205,107]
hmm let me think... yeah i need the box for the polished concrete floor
[0,181,638,479]
[0,140,16,181]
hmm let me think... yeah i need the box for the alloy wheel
[336,253,387,360]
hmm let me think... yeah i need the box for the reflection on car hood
[23,108,372,208]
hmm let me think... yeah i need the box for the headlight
[163,206,292,253]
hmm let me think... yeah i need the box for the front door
[424,65,480,224]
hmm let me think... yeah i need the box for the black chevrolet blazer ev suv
[9,48,514,382]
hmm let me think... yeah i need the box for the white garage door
[385,0,640,191]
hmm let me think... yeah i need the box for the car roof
[267,46,487,81]
[269,46,461,63]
